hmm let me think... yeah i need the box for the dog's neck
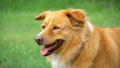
[49,54,71,68]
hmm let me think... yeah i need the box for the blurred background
[0,0,120,68]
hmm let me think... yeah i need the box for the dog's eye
[53,26,60,30]
[41,25,46,29]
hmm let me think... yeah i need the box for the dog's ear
[65,9,86,29]
[34,11,51,20]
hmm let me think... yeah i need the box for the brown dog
[34,9,120,68]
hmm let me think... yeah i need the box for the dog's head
[34,9,87,56]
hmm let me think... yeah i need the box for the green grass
[0,0,120,68]
[0,12,51,68]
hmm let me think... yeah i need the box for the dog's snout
[35,36,44,45]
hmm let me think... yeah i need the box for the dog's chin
[40,40,63,56]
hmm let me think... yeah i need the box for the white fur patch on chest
[50,54,70,68]
[87,21,94,32]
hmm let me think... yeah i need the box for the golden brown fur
[35,9,120,68]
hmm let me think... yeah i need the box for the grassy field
[0,0,120,68]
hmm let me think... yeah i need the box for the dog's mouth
[40,40,63,56]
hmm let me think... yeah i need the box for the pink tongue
[40,46,53,56]
[40,48,49,56]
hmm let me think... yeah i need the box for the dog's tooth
[58,41,62,45]
[55,42,58,46]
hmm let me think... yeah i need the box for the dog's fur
[35,9,120,68]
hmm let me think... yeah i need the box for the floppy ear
[65,9,86,29]
[34,11,51,20]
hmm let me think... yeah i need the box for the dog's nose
[34,36,44,45]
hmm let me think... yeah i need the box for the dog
[34,9,120,68]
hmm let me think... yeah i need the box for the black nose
[34,36,44,45]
